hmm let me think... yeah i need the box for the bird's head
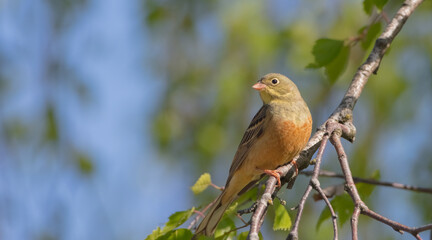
[252,73,301,104]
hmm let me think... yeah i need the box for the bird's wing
[226,104,270,185]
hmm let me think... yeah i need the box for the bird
[193,73,312,238]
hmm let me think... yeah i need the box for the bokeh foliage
[144,0,432,239]
[0,0,94,172]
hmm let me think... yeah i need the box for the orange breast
[252,115,312,171]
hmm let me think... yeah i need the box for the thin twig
[187,200,216,230]
[238,202,258,216]
[286,185,312,240]
[234,214,249,225]
[301,170,432,194]
[221,222,251,238]
[210,183,224,191]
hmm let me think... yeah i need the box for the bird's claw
[263,169,283,188]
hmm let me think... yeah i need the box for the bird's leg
[291,160,299,176]
[262,169,283,188]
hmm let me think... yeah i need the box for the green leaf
[226,186,258,216]
[324,45,350,84]
[191,173,212,194]
[161,208,195,234]
[156,229,193,240]
[273,199,291,231]
[332,194,354,226]
[238,231,249,240]
[214,216,236,239]
[373,0,388,11]
[307,38,344,68]
[145,227,162,240]
[361,22,382,50]
[363,0,374,15]
[233,185,258,206]
[225,202,238,215]
[237,231,263,240]
[363,0,388,15]
[144,211,195,240]
[316,205,331,231]
[358,170,380,199]
[316,193,353,231]
[193,235,213,240]
[305,62,320,69]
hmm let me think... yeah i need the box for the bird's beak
[252,82,266,91]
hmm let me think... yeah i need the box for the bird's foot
[262,169,283,188]
[291,160,299,176]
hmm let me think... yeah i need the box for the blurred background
[0,0,431,239]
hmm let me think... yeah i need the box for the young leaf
[363,0,374,15]
[233,185,258,206]
[214,216,236,239]
[191,173,212,194]
[237,231,249,240]
[195,235,213,240]
[145,227,162,240]
[316,193,353,231]
[358,170,380,199]
[373,0,388,11]
[273,199,292,231]
[363,0,388,15]
[316,206,331,231]
[333,193,354,227]
[361,22,382,50]
[237,231,263,240]
[324,45,350,84]
[156,229,193,240]
[225,202,239,215]
[162,207,195,233]
[307,38,344,68]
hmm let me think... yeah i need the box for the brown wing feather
[226,104,270,185]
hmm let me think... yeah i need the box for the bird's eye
[271,78,279,85]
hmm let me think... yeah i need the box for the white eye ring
[271,78,279,85]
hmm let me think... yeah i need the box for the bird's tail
[192,190,235,239]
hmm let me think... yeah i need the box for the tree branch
[246,0,425,238]
[301,170,432,194]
